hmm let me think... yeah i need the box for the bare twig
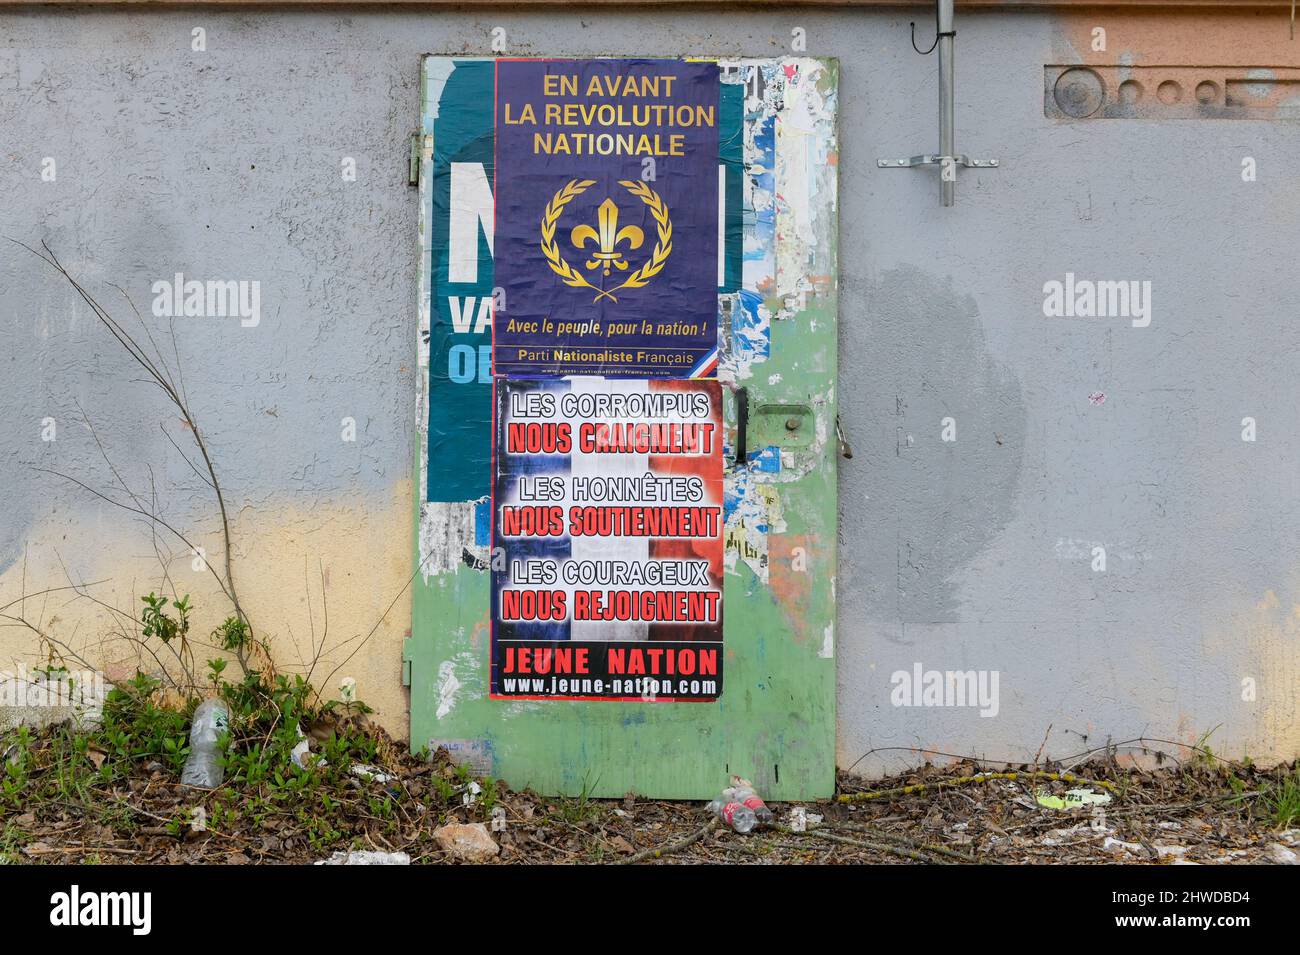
[826,822,988,863]
[838,770,1117,805]
[618,819,718,864]
[10,237,262,679]
[794,828,952,864]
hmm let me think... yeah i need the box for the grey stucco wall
[2,6,1297,773]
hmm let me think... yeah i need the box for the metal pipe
[938,0,955,207]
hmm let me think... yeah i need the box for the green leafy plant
[0,727,33,810]
[100,674,191,774]
[141,593,191,645]
[212,616,250,653]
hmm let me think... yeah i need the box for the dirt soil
[4,729,1297,865]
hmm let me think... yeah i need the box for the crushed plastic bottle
[180,699,229,788]
[726,775,775,827]
[707,797,757,833]
[290,724,312,769]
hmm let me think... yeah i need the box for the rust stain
[1054,8,1300,67]
[470,613,489,651]
[1048,8,1300,120]
[769,533,817,645]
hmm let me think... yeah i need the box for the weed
[0,592,403,858]
[212,616,250,653]
[0,826,24,865]
[1190,727,1223,773]
[141,593,191,645]
[1261,766,1300,830]
[431,776,455,803]
[97,801,136,835]
[554,773,603,827]
[0,727,32,810]
[478,777,499,818]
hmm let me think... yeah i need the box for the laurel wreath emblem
[540,178,673,303]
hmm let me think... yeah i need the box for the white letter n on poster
[449,162,495,284]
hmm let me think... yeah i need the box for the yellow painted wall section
[0,480,415,739]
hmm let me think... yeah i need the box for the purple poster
[493,59,720,379]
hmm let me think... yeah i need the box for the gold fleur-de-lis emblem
[540,179,673,304]
[570,198,644,276]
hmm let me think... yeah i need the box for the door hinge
[408,132,432,188]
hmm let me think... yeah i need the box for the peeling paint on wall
[435,658,462,720]
[774,59,838,319]
[418,498,489,580]
[426,738,495,776]
[716,58,837,590]
[724,469,786,582]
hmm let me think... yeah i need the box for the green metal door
[406,56,839,800]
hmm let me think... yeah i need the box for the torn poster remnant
[723,467,785,583]
[419,498,489,580]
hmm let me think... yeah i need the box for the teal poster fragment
[426,59,495,502]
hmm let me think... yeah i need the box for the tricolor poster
[492,378,724,700]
